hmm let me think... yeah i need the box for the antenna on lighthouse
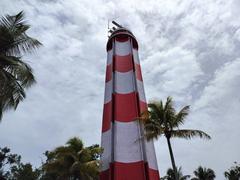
[108,21,123,37]
[112,21,123,28]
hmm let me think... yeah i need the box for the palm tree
[142,96,211,180]
[42,137,102,180]
[161,167,190,180]
[191,166,216,180]
[224,162,240,180]
[0,11,41,120]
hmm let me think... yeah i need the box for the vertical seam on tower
[130,38,147,180]
[110,38,115,180]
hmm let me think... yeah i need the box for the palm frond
[67,137,84,153]
[162,166,190,180]
[0,11,25,29]
[139,110,150,122]
[144,119,165,141]
[162,97,176,129]
[0,10,40,120]
[193,166,215,179]
[172,105,190,128]
[164,96,175,113]
[6,35,42,55]
[181,175,191,180]
[191,178,198,180]
[0,68,25,111]
[0,11,42,56]
[171,129,211,140]
[148,102,164,122]
[86,144,103,160]
[0,55,36,87]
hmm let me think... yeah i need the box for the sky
[0,0,240,179]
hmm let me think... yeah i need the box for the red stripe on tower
[114,161,146,180]
[148,168,161,179]
[114,54,133,72]
[135,63,143,81]
[102,101,112,132]
[114,93,138,122]
[106,64,112,82]
[100,169,110,180]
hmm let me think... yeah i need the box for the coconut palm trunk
[166,137,178,180]
[166,131,178,180]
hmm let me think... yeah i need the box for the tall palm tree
[42,137,102,180]
[161,167,190,180]
[0,11,41,120]
[191,166,216,180]
[142,96,211,180]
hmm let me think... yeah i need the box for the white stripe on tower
[115,39,131,56]
[133,49,140,64]
[101,126,112,171]
[104,80,112,103]
[137,80,146,102]
[114,121,143,162]
[115,71,135,94]
[107,49,113,65]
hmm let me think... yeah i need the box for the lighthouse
[100,24,160,180]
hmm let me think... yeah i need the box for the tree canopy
[41,137,102,180]
[191,166,216,180]
[0,11,41,120]
[224,162,240,180]
[160,167,190,180]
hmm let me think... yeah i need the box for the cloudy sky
[0,0,240,179]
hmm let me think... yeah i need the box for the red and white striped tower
[100,27,160,180]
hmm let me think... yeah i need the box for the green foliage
[0,147,21,179]
[224,162,240,180]
[161,167,190,180]
[142,96,211,179]
[191,166,216,180]
[0,147,40,180]
[0,137,102,180]
[10,163,41,180]
[0,11,41,120]
[143,96,211,141]
[41,137,102,180]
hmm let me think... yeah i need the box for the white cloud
[194,58,240,112]
[143,46,202,102]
